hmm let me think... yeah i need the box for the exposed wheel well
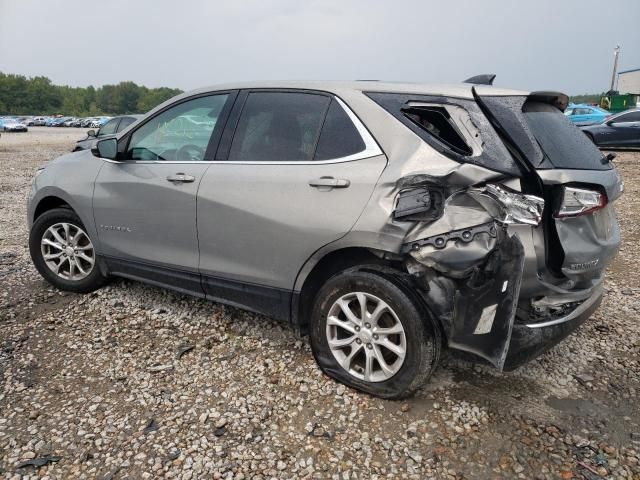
[33,196,73,221]
[294,247,399,332]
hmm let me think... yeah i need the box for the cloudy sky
[1,0,639,94]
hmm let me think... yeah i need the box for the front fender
[28,152,104,251]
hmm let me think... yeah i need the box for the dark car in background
[581,108,640,148]
[73,115,142,151]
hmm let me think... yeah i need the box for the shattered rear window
[365,92,522,177]
[402,106,472,156]
[523,102,611,170]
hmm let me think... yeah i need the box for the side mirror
[87,129,96,137]
[91,138,118,160]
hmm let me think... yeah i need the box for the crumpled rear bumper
[502,286,603,370]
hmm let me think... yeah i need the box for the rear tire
[29,208,107,293]
[310,266,441,399]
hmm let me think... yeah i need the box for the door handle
[308,176,351,189]
[166,173,196,183]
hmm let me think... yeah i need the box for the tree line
[569,93,606,104]
[0,71,607,115]
[0,72,183,116]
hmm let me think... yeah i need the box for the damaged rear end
[365,85,621,370]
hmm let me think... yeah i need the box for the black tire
[584,132,596,145]
[310,265,441,399]
[29,208,107,293]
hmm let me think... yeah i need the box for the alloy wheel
[40,222,95,281]
[326,292,407,382]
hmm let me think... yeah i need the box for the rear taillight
[555,186,607,218]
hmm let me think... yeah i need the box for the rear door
[197,90,386,317]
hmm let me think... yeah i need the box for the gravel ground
[1,128,639,479]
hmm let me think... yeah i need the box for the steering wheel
[176,144,205,161]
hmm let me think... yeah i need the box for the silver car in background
[27,80,621,398]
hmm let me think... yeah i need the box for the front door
[197,91,386,315]
[92,93,232,292]
[606,110,640,147]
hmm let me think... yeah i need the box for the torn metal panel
[449,233,525,369]
[402,190,495,244]
[404,223,498,278]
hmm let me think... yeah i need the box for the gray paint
[27,80,622,369]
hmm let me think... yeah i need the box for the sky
[1,0,639,95]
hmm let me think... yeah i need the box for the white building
[618,68,640,94]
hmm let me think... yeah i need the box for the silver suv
[28,81,622,398]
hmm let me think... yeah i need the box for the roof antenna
[463,74,496,85]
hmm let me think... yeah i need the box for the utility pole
[609,45,621,92]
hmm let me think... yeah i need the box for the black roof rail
[463,74,496,85]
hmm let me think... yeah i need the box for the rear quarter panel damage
[304,89,541,368]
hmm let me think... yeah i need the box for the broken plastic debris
[142,418,159,434]
[175,344,195,360]
[16,455,62,469]
[148,364,174,373]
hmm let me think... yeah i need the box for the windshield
[523,102,610,170]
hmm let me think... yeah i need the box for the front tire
[310,266,441,399]
[29,208,107,293]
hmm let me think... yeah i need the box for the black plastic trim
[102,255,293,322]
[103,256,205,297]
[201,274,292,322]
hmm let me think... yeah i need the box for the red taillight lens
[555,186,607,218]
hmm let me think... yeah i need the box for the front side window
[117,117,137,132]
[126,94,228,161]
[614,111,640,123]
[98,118,119,137]
[228,92,330,161]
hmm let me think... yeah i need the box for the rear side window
[229,92,330,161]
[523,102,609,170]
[314,99,366,160]
[365,91,521,176]
[402,106,472,155]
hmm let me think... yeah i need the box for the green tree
[0,71,183,116]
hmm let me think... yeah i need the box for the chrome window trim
[106,94,384,166]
